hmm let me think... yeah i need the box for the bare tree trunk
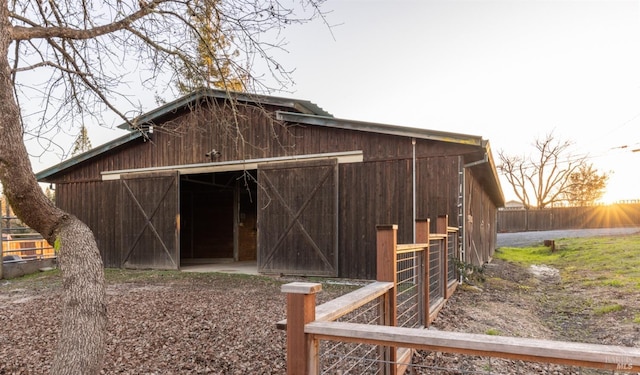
[1,5,107,374]
[49,219,106,375]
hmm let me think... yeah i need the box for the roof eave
[276,111,485,146]
[480,140,506,207]
[36,130,145,182]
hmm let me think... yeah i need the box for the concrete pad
[181,261,259,275]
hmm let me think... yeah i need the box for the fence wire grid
[396,250,424,329]
[319,347,637,375]
[319,295,385,374]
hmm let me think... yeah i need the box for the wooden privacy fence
[2,238,55,260]
[1,216,55,261]
[498,203,640,233]
[279,221,640,374]
[2,235,56,260]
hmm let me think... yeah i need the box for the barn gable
[37,89,504,279]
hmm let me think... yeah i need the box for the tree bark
[1,3,107,374]
[49,218,107,375]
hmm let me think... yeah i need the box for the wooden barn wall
[338,155,463,279]
[56,181,121,267]
[464,168,498,266]
[416,156,461,231]
[338,159,413,279]
[47,100,498,278]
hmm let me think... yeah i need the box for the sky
[30,0,640,204]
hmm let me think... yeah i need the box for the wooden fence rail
[306,320,640,371]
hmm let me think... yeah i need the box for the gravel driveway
[497,226,640,248]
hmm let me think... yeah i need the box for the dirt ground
[432,258,640,348]
[0,257,638,374]
[0,272,356,374]
[418,257,640,374]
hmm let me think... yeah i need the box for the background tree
[498,132,597,208]
[71,125,93,156]
[2,1,328,373]
[176,0,246,94]
[45,186,56,203]
[563,163,609,206]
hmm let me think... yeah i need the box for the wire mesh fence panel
[396,250,424,328]
[294,222,640,375]
[428,238,444,308]
[318,296,387,373]
[316,343,635,375]
[447,231,458,285]
[408,351,627,375]
[319,340,384,375]
[334,293,384,325]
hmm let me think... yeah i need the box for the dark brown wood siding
[465,167,498,266]
[338,159,414,279]
[120,172,179,269]
[416,156,462,231]
[56,180,121,267]
[258,159,338,276]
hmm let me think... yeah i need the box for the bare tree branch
[12,60,90,75]
[10,1,159,41]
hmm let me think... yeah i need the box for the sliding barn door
[257,159,338,276]
[120,172,180,269]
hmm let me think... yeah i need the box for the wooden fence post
[376,225,398,375]
[415,219,430,327]
[282,282,322,375]
[437,215,449,300]
[436,215,448,235]
[415,219,430,244]
[376,224,398,322]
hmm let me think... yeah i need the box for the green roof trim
[36,131,145,182]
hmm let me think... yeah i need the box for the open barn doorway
[179,171,257,268]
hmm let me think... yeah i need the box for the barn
[36,89,504,280]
